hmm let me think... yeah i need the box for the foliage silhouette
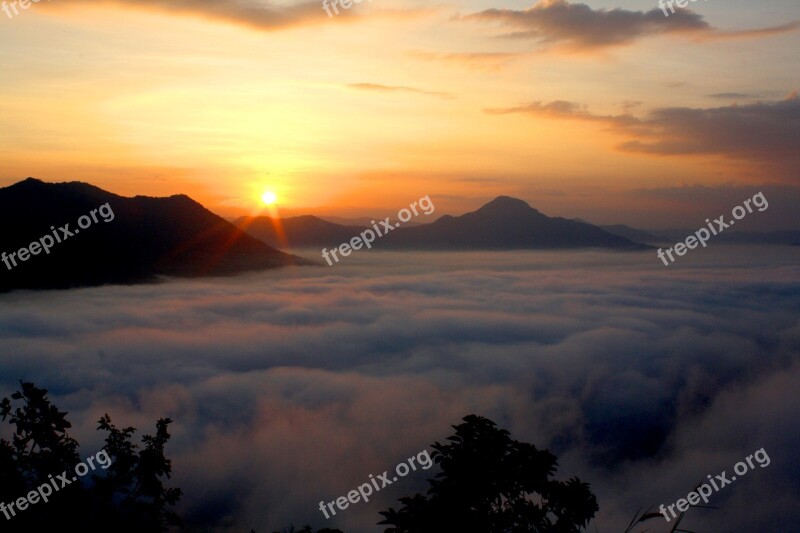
[379,414,598,533]
[0,381,181,532]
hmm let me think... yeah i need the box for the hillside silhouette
[0,178,310,292]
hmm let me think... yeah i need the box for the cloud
[464,0,708,50]
[406,50,522,71]
[487,99,602,119]
[346,83,455,100]
[464,0,798,51]
[0,250,798,531]
[707,93,759,100]
[704,20,800,41]
[64,0,368,31]
[485,92,800,180]
[618,100,643,113]
[63,0,430,31]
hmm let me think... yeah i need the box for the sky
[1,0,799,226]
[0,248,798,531]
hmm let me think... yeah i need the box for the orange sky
[0,0,798,227]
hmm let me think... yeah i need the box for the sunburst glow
[261,191,277,205]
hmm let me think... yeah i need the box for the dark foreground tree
[379,415,598,533]
[0,382,181,532]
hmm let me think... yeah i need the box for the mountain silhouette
[320,215,423,227]
[652,228,800,244]
[236,196,647,251]
[234,215,367,249]
[0,178,309,292]
[595,224,667,244]
[712,230,800,245]
[378,196,647,249]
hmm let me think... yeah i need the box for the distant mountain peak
[377,194,646,250]
[473,196,544,218]
[484,196,531,209]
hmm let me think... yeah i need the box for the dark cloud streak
[485,93,800,181]
[465,0,708,50]
[465,0,798,51]
[70,0,357,30]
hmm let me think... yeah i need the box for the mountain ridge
[0,178,311,292]
[378,196,647,250]
[237,196,650,251]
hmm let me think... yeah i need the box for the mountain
[378,196,647,250]
[320,215,424,228]
[572,219,666,244]
[656,228,800,244]
[237,196,649,251]
[234,215,368,249]
[316,215,374,227]
[713,230,800,245]
[0,178,309,292]
[598,224,667,244]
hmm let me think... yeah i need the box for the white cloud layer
[0,247,799,532]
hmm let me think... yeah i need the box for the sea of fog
[1,246,799,532]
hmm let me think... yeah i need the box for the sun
[261,191,277,205]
